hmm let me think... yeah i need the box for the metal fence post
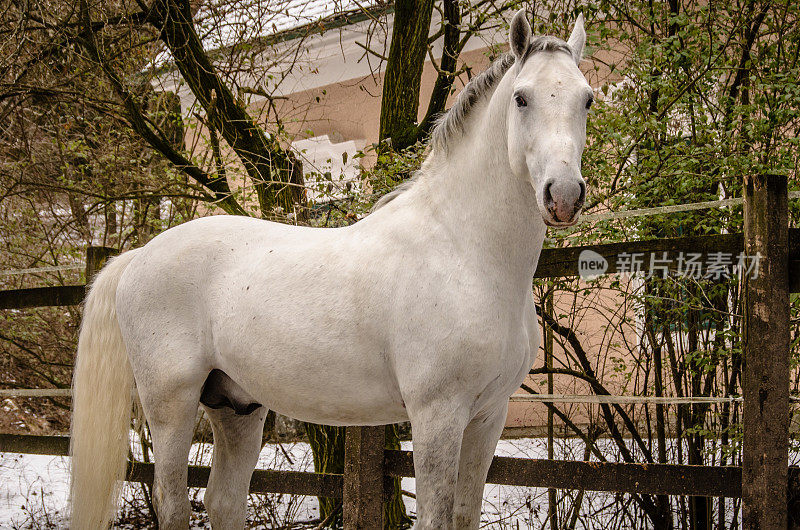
[743,174,790,529]
[343,426,385,529]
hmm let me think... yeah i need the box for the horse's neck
[424,75,547,284]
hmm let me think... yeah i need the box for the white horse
[70,10,592,529]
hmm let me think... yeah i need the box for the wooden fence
[0,175,797,528]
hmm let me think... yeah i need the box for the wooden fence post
[343,426,385,529]
[742,174,789,529]
[85,246,118,286]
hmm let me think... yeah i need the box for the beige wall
[260,45,618,147]
[260,46,497,146]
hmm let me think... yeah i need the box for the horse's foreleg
[409,402,471,530]
[453,401,509,529]
[201,404,267,530]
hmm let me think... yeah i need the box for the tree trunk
[383,424,413,529]
[417,0,460,139]
[146,0,303,215]
[379,0,435,151]
[305,423,346,527]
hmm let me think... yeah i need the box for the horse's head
[506,10,592,227]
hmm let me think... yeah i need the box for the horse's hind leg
[200,370,266,529]
[135,360,207,530]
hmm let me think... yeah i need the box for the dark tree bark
[380,0,522,150]
[379,0,435,150]
[144,0,304,216]
[305,423,346,527]
[382,423,413,529]
[417,0,461,139]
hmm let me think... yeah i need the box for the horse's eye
[585,96,594,110]
[515,95,527,108]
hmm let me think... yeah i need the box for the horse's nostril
[570,181,586,220]
[544,180,554,204]
[543,180,560,221]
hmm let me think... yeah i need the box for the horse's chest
[465,327,535,407]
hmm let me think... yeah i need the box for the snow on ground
[1,438,558,529]
[0,440,322,529]
[0,452,70,528]
[0,436,724,528]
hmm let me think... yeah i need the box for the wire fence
[4,388,800,405]
[0,264,83,277]
[0,389,72,398]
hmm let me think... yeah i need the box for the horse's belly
[215,333,408,426]
[228,361,408,426]
[257,386,408,427]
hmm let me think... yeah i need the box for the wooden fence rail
[0,285,85,309]
[4,432,797,501]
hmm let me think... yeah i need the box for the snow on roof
[200,0,369,43]
[154,0,376,65]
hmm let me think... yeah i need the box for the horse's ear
[509,9,531,61]
[567,13,586,66]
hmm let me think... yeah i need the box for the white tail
[70,250,140,529]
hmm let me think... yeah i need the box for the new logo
[578,250,608,279]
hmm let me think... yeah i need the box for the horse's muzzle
[542,176,585,226]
